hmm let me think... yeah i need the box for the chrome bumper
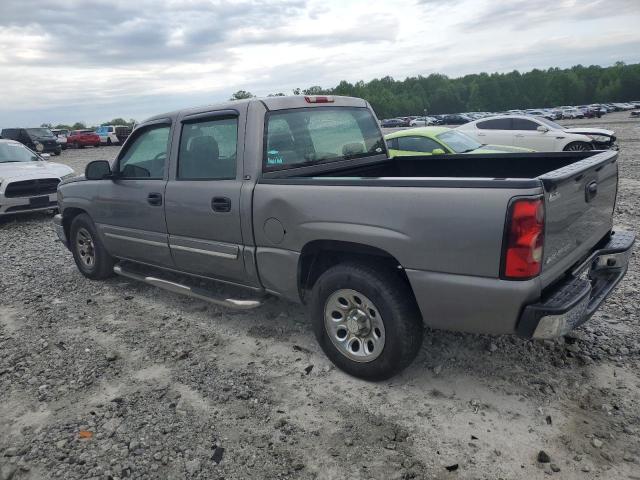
[53,213,68,247]
[517,230,635,339]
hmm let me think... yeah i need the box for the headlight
[587,135,610,143]
[60,172,75,180]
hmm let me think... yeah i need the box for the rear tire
[564,142,592,152]
[70,214,114,280]
[310,262,423,381]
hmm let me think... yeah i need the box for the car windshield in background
[25,128,54,138]
[264,107,385,170]
[535,117,564,130]
[0,142,39,163]
[436,130,482,153]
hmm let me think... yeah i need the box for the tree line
[230,61,640,118]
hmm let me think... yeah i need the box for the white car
[456,115,615,151]
[409,116,436,126]
[0,139,74,216]
[51,129,69,150]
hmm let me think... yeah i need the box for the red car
[67,130,101,148]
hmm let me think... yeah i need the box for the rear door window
[512,118,540,131]
[477,118,512,130]
[396,136,444,153]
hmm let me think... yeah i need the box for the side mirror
[537,125,549,133]
[431,148,446,155]
[85,160,113,180]
[40,153,51,160]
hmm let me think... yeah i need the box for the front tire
[564,141,592,152]
[310,262,423,381]
[70,214,114,280]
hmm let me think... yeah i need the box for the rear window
[264,107,384,171]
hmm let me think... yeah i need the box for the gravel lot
[1,112,638,480]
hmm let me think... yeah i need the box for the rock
[581,465,591,472]
[550,464,560,472]
[488,343,498,352]
[185,459,201,475]
[3,447,18,457]
[0,464,17,480]
[211,446,224,465]
[600,451,613,462]
[537,450,551,463]
[344,438,353,446]
[433,365,443,375]
[106,352,119,362]
[591,438,603,448]
[304,365,313,375]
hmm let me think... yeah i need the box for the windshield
[26,128,55,138]
[264,107,385,170]
[436,130,482,153]
[0,142,40,163]
[535,117,564,130]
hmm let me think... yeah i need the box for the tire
[310,262,423,381]
[564,141,592,152]
[70,213,114,280]
[106,138,112,146]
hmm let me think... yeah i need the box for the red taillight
[304,95,334,103]
[502,197,544,279]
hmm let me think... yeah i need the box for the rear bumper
[516,230,635,339]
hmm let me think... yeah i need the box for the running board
[113,265,263,310]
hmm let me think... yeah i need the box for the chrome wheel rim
[324,289,385,363]
[76,227,96,269]
[567,143,589,151]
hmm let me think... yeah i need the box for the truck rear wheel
[310,262,423,380]
[70,214,114,280]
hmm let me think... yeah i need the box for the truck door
[95,121,174,267]
[164,110,249,285]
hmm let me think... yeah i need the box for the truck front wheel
[310,262,423,380]
[70,214,114,280]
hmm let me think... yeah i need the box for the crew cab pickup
[54,95,634,380]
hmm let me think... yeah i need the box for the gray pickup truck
[54,95,634,380]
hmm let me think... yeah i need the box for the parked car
[51,129,69,150]
[385,127,533,157]
[54,95,634,380]
[381,118,409,128]
[95,125,133,146]
[409,116,439,127]
[0,139,74,216]
[67,130,101,148]
[440,114,472,125]
[0,128,62,155]
[457,115,616,151]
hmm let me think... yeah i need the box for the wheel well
[62,207,87,240]
[298,240,413,301]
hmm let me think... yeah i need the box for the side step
[113,264,263,310]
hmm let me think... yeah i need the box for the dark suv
[1,128,62,155]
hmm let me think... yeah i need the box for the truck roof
[141,95,370,126]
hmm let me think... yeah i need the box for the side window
[178,117,237,180]
[512,118,539,131]
[386,138,398,150]
[396,136,444,153]
[477,118,512,130]
[118,126,170,179]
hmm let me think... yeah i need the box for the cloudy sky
[0,0,638,127]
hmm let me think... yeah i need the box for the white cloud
[0,0,638,126]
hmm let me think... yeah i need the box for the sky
[0,0,639,127]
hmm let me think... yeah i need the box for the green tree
[71,122,86,130]
[229,90,254,100]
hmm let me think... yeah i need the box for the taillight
[304,95,334,103]
[502,197,545,279]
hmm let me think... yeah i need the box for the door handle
[477,133,486,136]
[211,196,231,212]
[515,134,525,138]
[147,192,163,206]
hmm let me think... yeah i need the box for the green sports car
[385,126,534,157]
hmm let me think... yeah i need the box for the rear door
[474,118,514,146]
[538,151,618,288]
[512,118,556,151]
[164,109,249,285]
[94,121,174,267]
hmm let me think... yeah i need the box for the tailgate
[538,150,618,288]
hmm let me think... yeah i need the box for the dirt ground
[1,111,639,480]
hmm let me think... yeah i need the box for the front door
[164,112,248,284]
[95,122,174,267]
[512,118,556,151]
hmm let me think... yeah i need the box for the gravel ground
[1,112,638,480]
